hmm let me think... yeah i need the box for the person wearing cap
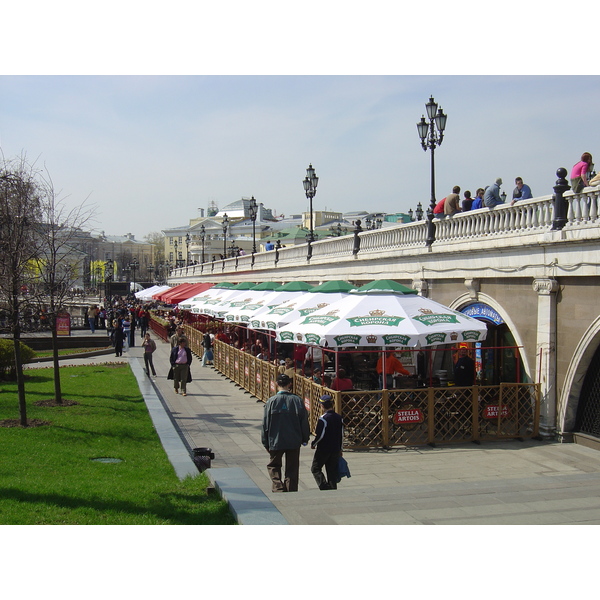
[484,178,505,208]
[311,395,344,490]
[261,373,310,492]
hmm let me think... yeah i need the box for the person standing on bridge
[444,185,462,215]
[462,190,473,211]
[571,152,593,193]
[484,178,505,208]
[471,188,485,210]
[510,177,532,206]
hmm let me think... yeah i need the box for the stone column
[412,279,428,297]
[533,278,559,438]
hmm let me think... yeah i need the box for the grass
[33,347,112,358]
[0,364,235,525]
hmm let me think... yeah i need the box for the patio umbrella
[249,280,356,331]
[276,283,487,348]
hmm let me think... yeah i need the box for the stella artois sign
[393,403,425,431]
[483,404,511,419]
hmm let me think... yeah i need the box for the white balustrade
[167,188,600,280]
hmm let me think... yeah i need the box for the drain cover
[91,457,123,463]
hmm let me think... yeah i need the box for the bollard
[352,219,363,256]
[551,167,570,230]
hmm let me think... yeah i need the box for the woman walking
[142,333,157,378]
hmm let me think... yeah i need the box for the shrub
[0,339,37,378]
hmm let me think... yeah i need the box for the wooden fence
[209,337,541,449]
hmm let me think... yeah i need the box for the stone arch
[449,292,533,382]
[558,315,600,435]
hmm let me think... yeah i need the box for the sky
[1,3,599,243]
[3,74,598,240]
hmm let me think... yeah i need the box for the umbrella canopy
[277,290,488,348]
[249,280,356,331]
[224,290,310,324]
[277,281,315,292]
[193,288,249,315]
[249,291,352,331]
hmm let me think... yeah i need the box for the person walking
[169,338,192,396]
[88,305,97,333]
[311,395,344,491]
[142,333,157,378]
[114,317,124,357]
[261,373,310,493]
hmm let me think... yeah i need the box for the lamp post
[222,214,229,257]
[200,224,206,264]
[147,264,154,283]
[417,96,447,246]
[185,232,191,265]
[173,239,179,268]
[303,163,319,259]
[415,202,424,221]
[129,258,139,290]
[104,258,113,303]
[248,196,258,266]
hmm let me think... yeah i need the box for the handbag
[336,456,351,483]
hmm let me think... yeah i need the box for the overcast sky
[1,4,598,245]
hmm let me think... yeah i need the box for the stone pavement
[26,329,600,525]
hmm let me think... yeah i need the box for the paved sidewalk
[27,330,600,525]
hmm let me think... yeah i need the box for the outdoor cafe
[150,279,541,449]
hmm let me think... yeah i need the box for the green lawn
[0,364,235,525]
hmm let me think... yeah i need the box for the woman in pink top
[570,152,593,192]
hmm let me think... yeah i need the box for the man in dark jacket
[261,374,310,492]
[311,395,343,490]
[169,338,193,396]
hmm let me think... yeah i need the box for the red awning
[168,282,214,304]
[155,283,194,302]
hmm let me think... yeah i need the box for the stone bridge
[167,180,600,445]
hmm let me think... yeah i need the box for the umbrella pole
[382,349,387,390]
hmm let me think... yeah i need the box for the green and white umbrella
[276,281,487,348]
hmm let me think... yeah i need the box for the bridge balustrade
[167,187,600,280]
[207,339,541,449]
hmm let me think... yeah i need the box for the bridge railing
[209,339,541,449]
[168,186,600,279]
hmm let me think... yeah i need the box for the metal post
[352,220,362,255]
[551,167,570,231]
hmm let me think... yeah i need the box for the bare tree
[0,156,45,426]
[145,231,165,271]
[31,170,95,405]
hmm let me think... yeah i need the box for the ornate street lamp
[417,96,447,246]
[147,264,154,283]
[104,258,113,302]
[129,258,139,290]
[222,214,229,257]
[185,232,191,265]
[173,239,179,268]
[415,202,424,221]
[248,196,258,266]
[303,163,319,259]
[200,224,206,264]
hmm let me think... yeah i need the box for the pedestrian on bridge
[511,177,532,205]
[484,178,505,208]
[571,152,593,193]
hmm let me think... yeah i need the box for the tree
[145,231,165,274]
[31,171,95,405]
[0,156,45,426]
